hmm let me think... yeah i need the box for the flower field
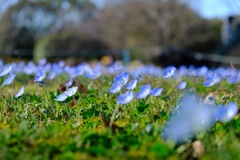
[0,59,240,159]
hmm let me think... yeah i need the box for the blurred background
[0,0,240,67]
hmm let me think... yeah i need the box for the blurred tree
[0,0,222,64]
[0,0,96,55]
[34,29,109,62]
[95,0,220,52]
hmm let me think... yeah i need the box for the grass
[0,70,239,160]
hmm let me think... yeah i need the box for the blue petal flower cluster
[108,71,163,104]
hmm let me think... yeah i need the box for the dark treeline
[0,0,223,65]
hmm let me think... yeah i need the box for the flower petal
[0,65,12,77]
[54,92,68,101]
[178,82,187,89]
[117,91,134,104]
[164,66,176,78]
[34,72,46,82]
[66,86,78,97]
[125,79,137,90]
[108,83,123,93]
[136,84,151,99]
[214,102,238,122]
[114,72,129,85]
[150,88,163,96]
[15,86,24,98]
[2,74,16,87]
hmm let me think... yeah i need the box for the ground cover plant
[0,59,240,160]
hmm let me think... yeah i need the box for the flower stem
[109,104,120,128]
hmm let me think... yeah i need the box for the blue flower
[227,102,238,119]
[114,72,129,85]
[136,84,151,99]
[84,71,101,79]
[125,79,137,90]
[55,86,78,101]
[54,92,68,101]
[117,91,134,104]
[203,80,215,87]
[65,86,78,97]
[150,87,163,96]
[108,83,123,93]
[64,79,73,87]
[0,64,12,77]
[203,73,220,87]
[2,74,16,87]
[109,62,122,74]
[164,66,177,78]
[48,63,64,79]
[15,86,24,98]
[34,71,46,83]
[38,58,47,65]
[214,102,238,122]
[178,82,187,89]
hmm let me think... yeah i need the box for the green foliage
[0,74,239,159]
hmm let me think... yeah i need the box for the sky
[0,0,240,20]
[187,0,240,19]
[0,0,18,16]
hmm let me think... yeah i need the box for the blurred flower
[162,94,215,143]
[34,71,46,83]
[178,66,188,76]
[164,66,177,78]
[84,70,101,79]
[38,58,47,65]
[0,64,12,77]
[203,80,215,87]
[15,86,24,98]
[1,74,16,87]
[117,91,134,104]
[227,74,239,84]
[145,124,152,133]
[203,73,220,87]
[108,83,123,93]
[64,79,73,88]
[23,61,36,75]
[178,81,187,89]
[114,72,129,85]
[150,87,163,96]
[48,64,62,80]
[136,84,151,99]
[214,102,238,122]
[125,79,137,90]
[55,86,78,101]
[54,92,68,101]
[65,86,78,97]
[109,62,122,74]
